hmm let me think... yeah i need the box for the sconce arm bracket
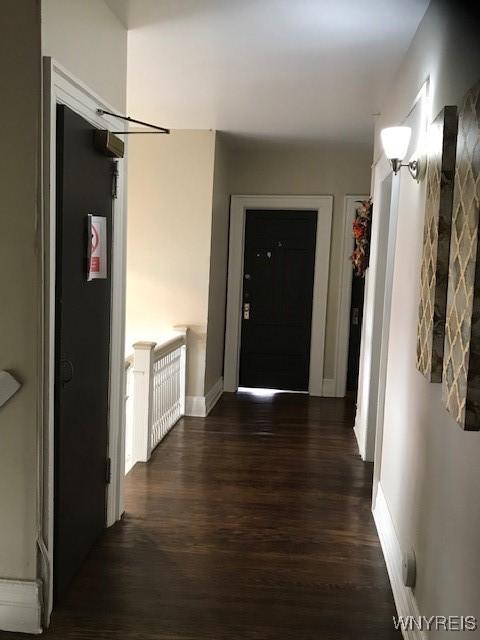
[390,158,423,182]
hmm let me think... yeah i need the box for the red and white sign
[88,214,107,281]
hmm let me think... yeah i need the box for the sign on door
[87,214,107,281]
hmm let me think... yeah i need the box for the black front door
[54,105,113,600]
[239,210,317,391]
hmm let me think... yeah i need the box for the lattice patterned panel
[417,106,458,381]
[443,81,480,429]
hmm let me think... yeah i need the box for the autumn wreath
[350,199,373,277]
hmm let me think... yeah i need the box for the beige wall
[224,140,373,380]
[126,131,216,397]
[0,0,41,580]
[204,133,231,392]
[375,0,480,628]
[42,0,127,110]
[132,134,372,398]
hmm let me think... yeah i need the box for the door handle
[60,358,74,386]
[243,303,250,320]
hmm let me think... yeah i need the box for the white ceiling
[106,0,429,144]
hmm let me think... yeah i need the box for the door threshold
[238,387,309,397]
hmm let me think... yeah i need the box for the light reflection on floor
[237,386,309,397]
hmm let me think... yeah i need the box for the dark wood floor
[2,392,400,639]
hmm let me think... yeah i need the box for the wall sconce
[381,126,423,181]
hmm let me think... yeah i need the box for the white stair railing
[131,330,187,464]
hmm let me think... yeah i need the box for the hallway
[8,393,399,639]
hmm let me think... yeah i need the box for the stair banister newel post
[132,341,156,462]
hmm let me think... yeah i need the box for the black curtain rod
[97,109,170,134]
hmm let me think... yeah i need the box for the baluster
[162,354,166,438]
[180,344,186,416]
[169,352,173,431]
[133,333,188,459]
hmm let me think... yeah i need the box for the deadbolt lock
[243,303,250,320]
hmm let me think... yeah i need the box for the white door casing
[224,195,333,396]
[335,195,370,398]
[371,81,429,495]
[354,159,396,462]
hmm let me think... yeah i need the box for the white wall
[0,0,41,581]
[42,0,127,110]
[126,131,216,397]
[224,139,373,381]
[371,0,480,630]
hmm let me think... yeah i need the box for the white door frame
[353,157,395,461]
[354,81,429,468]
[371,166,400,489]
[42,58,127,622]
[371,81,429,500]
[224,195,333,395]
[334,195,370,397]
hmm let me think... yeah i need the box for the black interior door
[54,105,113,600]
[239,210,317,391]
[346,275,365,393]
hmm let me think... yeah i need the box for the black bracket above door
[96,109,170,134]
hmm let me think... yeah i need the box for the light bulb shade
[380,126,412,160]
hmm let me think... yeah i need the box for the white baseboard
[372,484,425,640]
[205,377,223,415]
[186,377,224,418]
[321,378,337,397]
[185,395,206,417]
[0,579,42,634]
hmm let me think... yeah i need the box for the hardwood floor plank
[0,392,400,639]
